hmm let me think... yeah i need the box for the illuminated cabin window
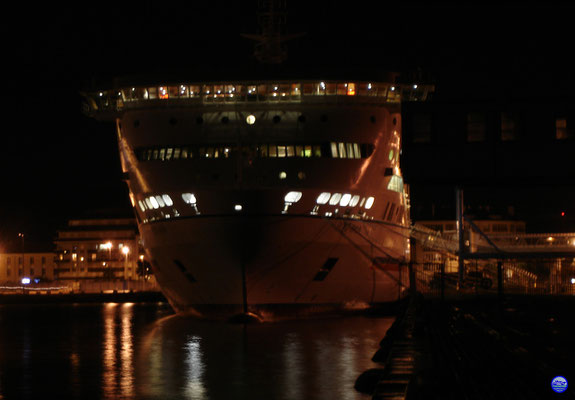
[365,197,375,209]
[284,191,302,203]
[137,142,371,161]
[148,197,160,209]
[316,192,331,204]
[339,194,352,207]
[162,194,173,206]
[182,193,197,205]
[329,193,342,205]
[349,195,360,207]
[155,195,165,207]
[338,142,346,158]
[145,198,154,209]
[387,175,404,193]
[138,200,147,212]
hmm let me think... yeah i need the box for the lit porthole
[162,194,173,207]
[329,193,342,205]
[284,191,302,203]
[365,197,375,209]
[340,194,352,207]
[279,171,287,180]
[182,193,197,205]
[246,114,256,125]
[297,171,306,180]
[316,192,331,204]
[350,195,360,207]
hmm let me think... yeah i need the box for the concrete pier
[357,293,575,399]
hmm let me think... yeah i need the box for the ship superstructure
[83,79,433,319]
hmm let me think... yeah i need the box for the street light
[121,246,130,280]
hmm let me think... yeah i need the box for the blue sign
[552,376,568,393]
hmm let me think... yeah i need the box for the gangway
[410,223,575,259]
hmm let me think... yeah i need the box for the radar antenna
[241,0,305,64]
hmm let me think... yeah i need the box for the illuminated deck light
[21,277,31,285]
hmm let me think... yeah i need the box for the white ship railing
[82,81,434,115]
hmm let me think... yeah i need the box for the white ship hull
[83,79,432,319]
[140,214,409,318]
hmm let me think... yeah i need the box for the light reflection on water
[0,303,393,399]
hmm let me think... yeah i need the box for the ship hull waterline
[140,214,410,320]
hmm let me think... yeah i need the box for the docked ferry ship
[83,78,432,319]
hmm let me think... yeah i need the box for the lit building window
[316,192,331,204]
[466,112,486,142]
[556,117,573,139]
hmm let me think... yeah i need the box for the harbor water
[0,302,393,399]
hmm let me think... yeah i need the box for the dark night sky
[1,1,574,248]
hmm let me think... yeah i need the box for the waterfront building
[0,252,56,283]
[401,87,575,233]
[54,218,145,281]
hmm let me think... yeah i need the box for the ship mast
[241,0,304,64]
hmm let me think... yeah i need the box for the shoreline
[0,291,167,305]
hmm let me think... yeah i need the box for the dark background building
[402,86,574,232]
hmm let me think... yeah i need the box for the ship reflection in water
[0,303,393,399]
